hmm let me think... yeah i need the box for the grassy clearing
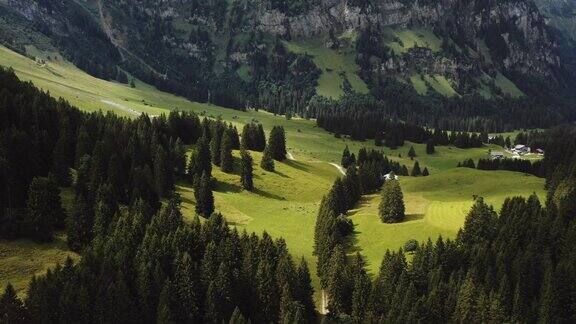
[177,150,340,302]
[494,72,524,98]
[284,40,368,99]
[351,168,545,274]
[409,74,458,97]
[0,235,79,298]
[384,28,442,55]
[423,75,459,97]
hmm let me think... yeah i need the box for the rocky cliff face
[0,0,567,97]
[251,0,560,77]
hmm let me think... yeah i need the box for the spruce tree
[66,194,94,251]
[422,167,430,176]
[260,147,275,172]
[194,172,214,217]
[268,126,287,161]
[408,146,416,160]
[220,130,234,173]
[379,180,405,223]
[0,283,28,323]
[51,131,72,187]
[341,146,351,168]
[411,161,421,177]
[25,177,65,242]
[426,139,435,154]
[210,128,223,166]
[240,149,254,191]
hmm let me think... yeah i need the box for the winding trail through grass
[329,163,346,176]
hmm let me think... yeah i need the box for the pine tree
[211,127,223,167]
[411,161,421,177]
[229,307,248,324]
[294,258,315,322]
[0,283,28,323]
[268,126,287,161]
[422,167,430,176]
[188,136,211,182]
[341,146,351,168]
[240,149,254,191]
[379,180,405,223]
[25,177,65,242]
[157,280,176,324]
[51,130,72,187]
[194,172,214,217]
[66,194,94,251]
[260,147,275,172]
[426,140,435,155]
[220,130,234,173]
[408,146,416,160]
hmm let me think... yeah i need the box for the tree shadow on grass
[284,160,313,174]
[214,179,242,193]
[404,214,425,222]
[253,188,285,201]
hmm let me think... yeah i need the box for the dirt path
[101,99,140,116]
[287,152,296,161]
[329,163,346,176]
[321,290,329,315]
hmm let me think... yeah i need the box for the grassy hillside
[284,40,369,99]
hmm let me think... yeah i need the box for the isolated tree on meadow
[194,171,214,217]
[379,180,405,223]
[220,130,234,173]
[268,126,287,161]
[260,147,275,172]
[422,167,430,176]
[240,149,254,191]
[411,161,422,177]
[426,139,435,155]
[408,146,416,160]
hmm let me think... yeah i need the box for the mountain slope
[0,0,574,128]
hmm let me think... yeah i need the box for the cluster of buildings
[490,145,544,160]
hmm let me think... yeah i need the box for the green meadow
[0,45,545,303]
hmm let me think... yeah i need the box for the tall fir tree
[260,147,275,172]
[25,177,65,242]
[267,126,287,161]
[379,180,405,223]
[220,130,234,173]
[240,149,254,191]
[194,171,214,217]
[426,139,436,155]
[0,283,28,323]
[411,161,421,177]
